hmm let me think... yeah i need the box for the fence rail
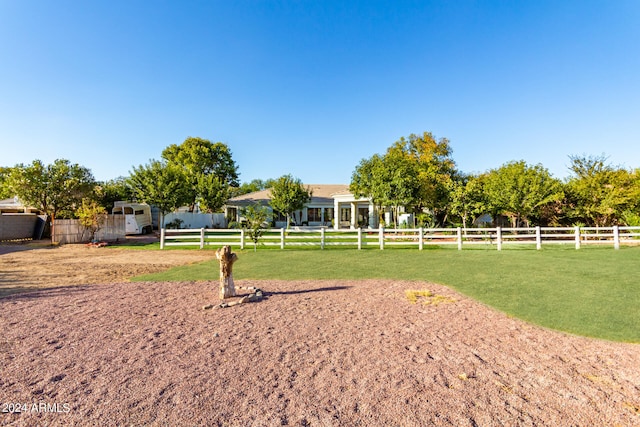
[160,226,640,250]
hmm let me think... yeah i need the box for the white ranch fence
[160,226,640,250]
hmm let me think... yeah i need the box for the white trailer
[112,202,153,235]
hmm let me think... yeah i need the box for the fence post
[457,227,462,250]
[613,225,620,250]
[536,226,541,250]
[575,226,581,250]
[379,227,384,250]
[496,227,502,251]
[321,227,325,250]
[200,228,205,249]
[240,229,245,250]
[418,227,423,250]
[160,228,165,249]
[280,228,285,249]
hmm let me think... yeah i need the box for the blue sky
[1,0,638,184]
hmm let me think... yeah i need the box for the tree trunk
[215,245,238,300]
[50,216,56,244]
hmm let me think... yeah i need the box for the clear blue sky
[1,0,638,184]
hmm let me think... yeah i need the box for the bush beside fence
[160,226,640,250]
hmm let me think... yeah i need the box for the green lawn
[132,245,640,343]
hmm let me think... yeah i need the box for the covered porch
[332,193,378,229]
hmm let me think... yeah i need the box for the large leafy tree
[350,154,390,225]
[483,161,564,228]
[127,160,191,227]
[387,132,458,224]
[565,155,637,226]
[350,152,420,227]
[8,159,95,242]
[161,137,239,211]
[351,132,457,227]
[196,173,228,219]
[269,175,312,228]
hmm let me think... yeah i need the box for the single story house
[0,197,40,214]
[225,184,380,229]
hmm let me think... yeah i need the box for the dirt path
[1,243,639,426]
[0,242,214,297]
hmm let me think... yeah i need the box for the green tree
[128,160,191,228]
[387,132,458,224]
[76,199,108,241]
[379,151,421,227]
[8,159,95,243]
[351,132,457,228]
[565,155,636,226]
[350,154,389,226]
[269,175,312,228]
[350,149,422,227]
[0,166,15,200]
[484,161,564,228]
[196,173,229,223]
[95,177,134,212]
[162,137,239,211]
[242,203,272,251]
[448,174,486,230]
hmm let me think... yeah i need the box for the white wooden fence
[160,226,640,250]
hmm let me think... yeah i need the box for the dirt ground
[1,242,640,426]
[0,240,214,298]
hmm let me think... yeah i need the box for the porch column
[350,202,357,229]
[368,202,376,228]
[334,198,340,230]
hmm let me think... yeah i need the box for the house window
[340,208,351,222]
[273,210,287,222]
[308,208,322,222]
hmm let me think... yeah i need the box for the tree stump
[215,246,238,300]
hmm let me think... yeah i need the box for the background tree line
[2,133,640,239]
[0,136,312,239]
[350,132,640,228]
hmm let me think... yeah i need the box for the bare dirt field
[1,242,639,426]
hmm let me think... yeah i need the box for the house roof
[227,184,351,207]
[0,197,28,212]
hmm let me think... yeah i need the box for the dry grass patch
[404,289,456,305]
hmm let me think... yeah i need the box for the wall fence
[53,215,126,244]
[160,226,640,250]
[0,213,41,241]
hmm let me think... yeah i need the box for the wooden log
[216,288,263,308]
[215,245,238,300]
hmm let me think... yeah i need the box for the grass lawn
[132,245,640,343]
